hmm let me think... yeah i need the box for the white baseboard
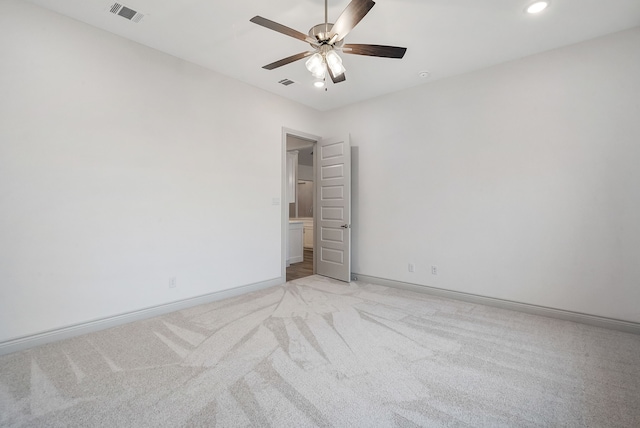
[354,274,640,335]
[0,277,284,356]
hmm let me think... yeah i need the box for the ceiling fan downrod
[325,0,329,35]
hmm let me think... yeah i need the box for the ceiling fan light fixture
[312,69,327,79]
[326,50,346,76]
[305,53,325,77]
[329,62,346,77]
[526,1,549,14]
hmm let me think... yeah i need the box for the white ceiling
[25,0,640,111]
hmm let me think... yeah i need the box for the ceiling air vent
[109,3,144,23]
[278,79,295,86]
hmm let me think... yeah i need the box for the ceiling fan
[249,0,407,85]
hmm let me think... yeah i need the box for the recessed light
[526,1,549,14]
[419,71,430,78]
[313,81,325,88]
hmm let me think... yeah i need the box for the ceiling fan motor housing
[308,23,344,47]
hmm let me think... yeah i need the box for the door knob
[340,224,350,229]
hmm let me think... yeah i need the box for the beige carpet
[1,275,639,427]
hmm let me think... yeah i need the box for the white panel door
[316,135,351,282]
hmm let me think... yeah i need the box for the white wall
[327,28,640,323]
[0,0,322,342]
[297,165,314,182]
[2,1,638,345]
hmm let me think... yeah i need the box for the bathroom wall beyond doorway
[286,138,314,219]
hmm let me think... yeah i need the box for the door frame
[281,127,321,281]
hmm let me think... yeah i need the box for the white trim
[0,278,283,356]
[354,274,640,335]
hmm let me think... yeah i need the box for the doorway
[283,130,318,282]
[282,129,352,283]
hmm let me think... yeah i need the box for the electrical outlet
[408,263,415,273]
[169,277,177,288]
[431,266,438,275]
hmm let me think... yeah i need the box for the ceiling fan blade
[328,66,346,84]
[262,52,314,70]
[330,0,376,43]
[342,44,407,59]
[250,16,318,45]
